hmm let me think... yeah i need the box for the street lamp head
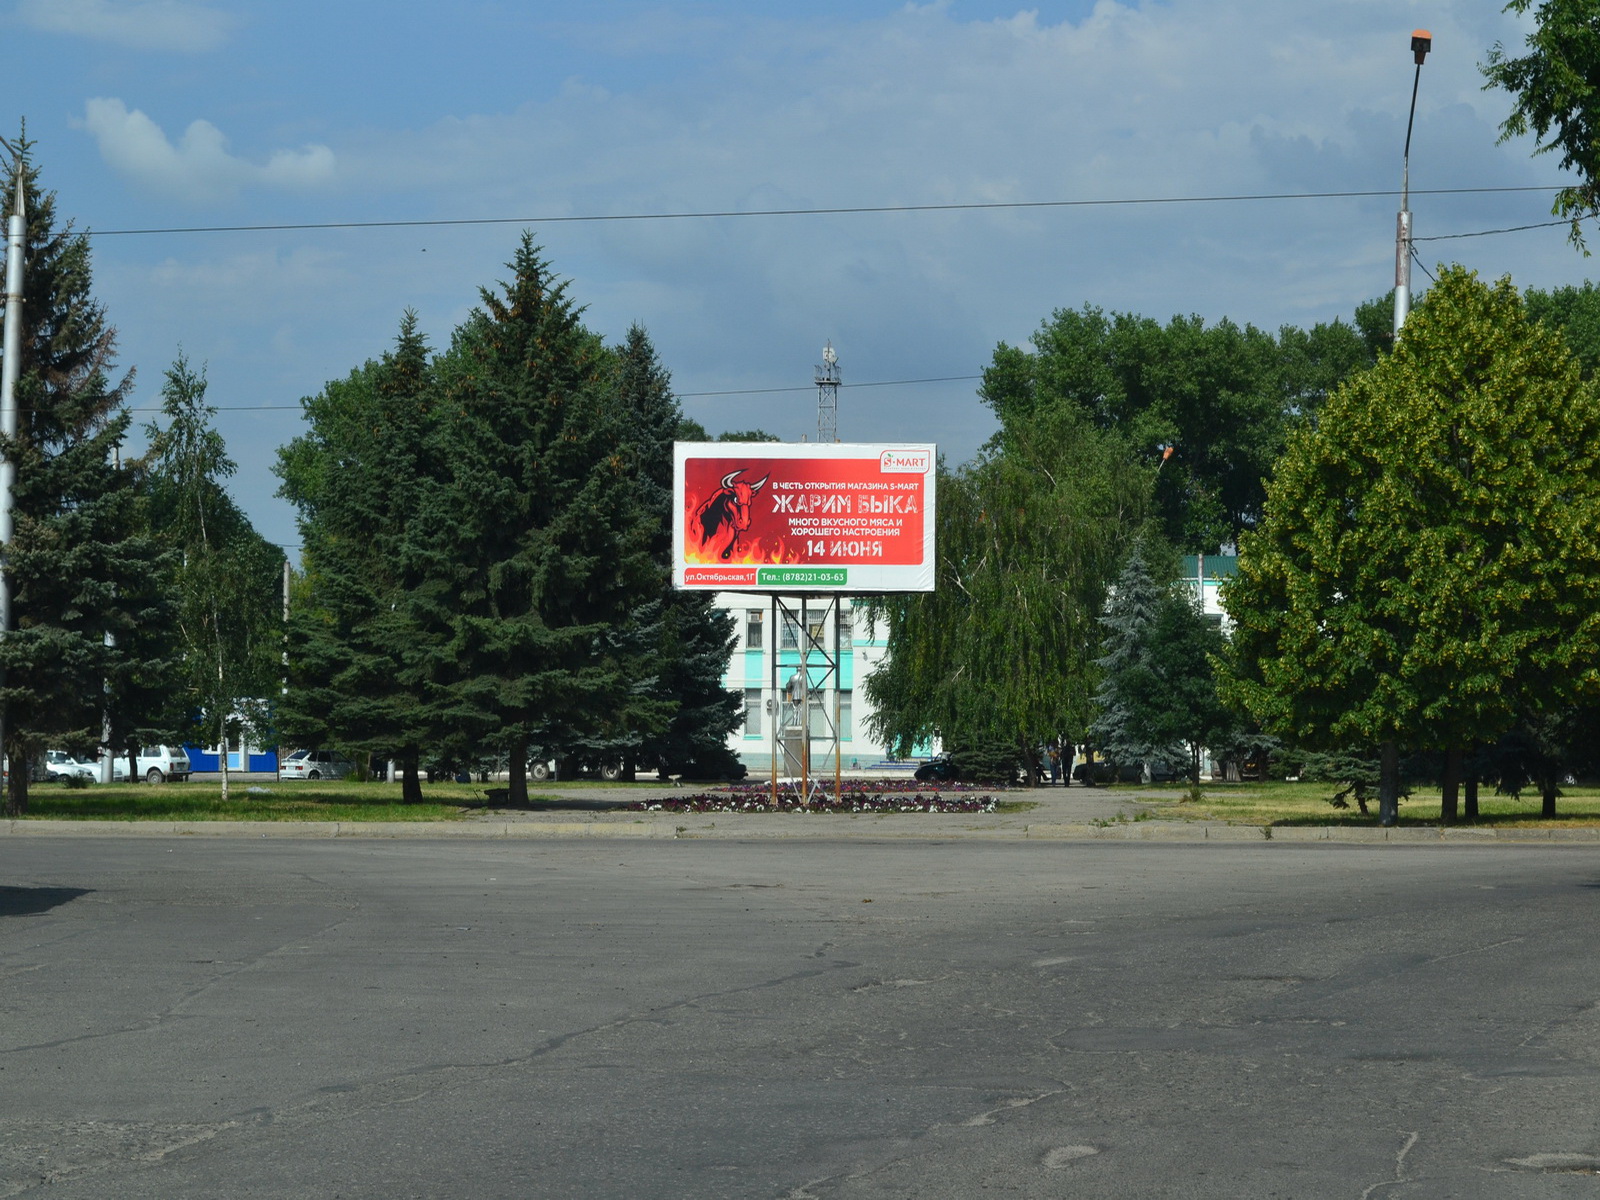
[1412,29,1432,66]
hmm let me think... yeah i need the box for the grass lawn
[4,777,652,821]
[1122,779,1600,829]
[4,775,789,822]
[15,775,1600,829]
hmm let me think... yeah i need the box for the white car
[106,745,192,784]
[279,749,356,781]
[44,750,98,782]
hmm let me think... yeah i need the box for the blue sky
[3,0,1580,555]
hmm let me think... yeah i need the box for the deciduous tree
[1222,266,1600,823]
[979,306,1371,551]
[1482,0,1600,248]
[146,354,282,799]
[865,405,1151,779]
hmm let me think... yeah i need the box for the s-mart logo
[879,449,931,474]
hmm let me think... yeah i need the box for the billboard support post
[767,593,841,805]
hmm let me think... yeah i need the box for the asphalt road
[3,836,1599,1198]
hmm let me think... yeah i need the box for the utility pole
[1393,30,1432,341]
[0,146,25,794]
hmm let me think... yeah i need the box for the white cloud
[78,99,336,203]
[16,0,237,52]
[65,1,1580,548]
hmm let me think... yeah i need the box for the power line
[120,372,990,414]
[676,373,982,399]
[1413,216,1578,242]
[82,185,1561,238]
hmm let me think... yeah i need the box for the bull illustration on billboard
[694,469,769,561]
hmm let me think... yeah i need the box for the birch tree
[146,354,281,799]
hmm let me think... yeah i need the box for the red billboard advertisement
[673,442,937,592]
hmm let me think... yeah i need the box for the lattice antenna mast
[815,341,839,443]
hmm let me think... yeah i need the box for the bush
[673,745,748,782]
[949,736,1024,784]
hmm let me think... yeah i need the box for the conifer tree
[1090,540,1170,771]
[611,325,741,779]
[1092,541,1233,797]
[276,314,441,801]
[419,237,657,803]
[0,140,173,813]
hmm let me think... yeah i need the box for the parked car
[279,749,356,781]
[913,754,958,783]
[106,745,192,784]
[44,750,98,782]
[1072,760,1142,783]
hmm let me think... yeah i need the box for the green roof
[1181,554,1238,580]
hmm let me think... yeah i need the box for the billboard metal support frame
[768,593,843,807]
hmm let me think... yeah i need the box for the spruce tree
[276,314,441,801]
[1093,541,1233,797]
[0,141,173,813]
[420,237,657,804]
[1090,539,1170,772]
[612,326,741,779]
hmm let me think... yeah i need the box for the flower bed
[624,785,997,814]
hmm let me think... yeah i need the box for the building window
[746,609,763,650]
[745,688,763,737]
[808,696,829,737]
[781,614,800,650]
[836,607,853,652]
[839,689,853,739]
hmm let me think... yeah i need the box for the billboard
[673,442,937,592]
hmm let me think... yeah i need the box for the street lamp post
[1393,29,1432,341]
[1379,30,1432,828]
[0,143,24,796]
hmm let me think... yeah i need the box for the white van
[105,745,192,784]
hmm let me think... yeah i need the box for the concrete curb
[5,816,1600,844]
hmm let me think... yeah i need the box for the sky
[2,0,1584,556]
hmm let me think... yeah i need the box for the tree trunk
[1464,775,1479,820]
[401,756,423,805]
[218,720,230,802]
[1440,744,1461,823]
[1542,783,1558,819]
[4,743,27,817]
[1378,740,1400,826]
[1188,742,1203,803]
[508,740,529,807]
[217,641,229,802]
